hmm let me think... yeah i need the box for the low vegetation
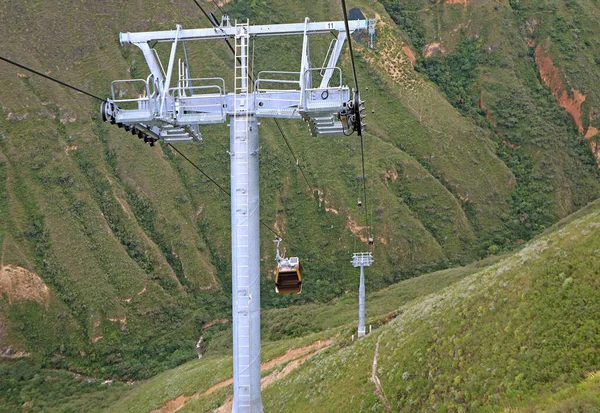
[0,0,599,410]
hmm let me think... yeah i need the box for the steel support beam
[120,20,368,44]
[358,265,365,337]
[230,115,262,412]
[352,252,373,339]
[103,16,371,413]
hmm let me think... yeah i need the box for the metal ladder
[233,19,252,411]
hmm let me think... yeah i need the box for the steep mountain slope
[381,0,600,240]
[35,197,598,413]
[261,198,600,412]
[0,0,598,386]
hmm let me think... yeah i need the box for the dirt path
[150,339,332,413]
[371,334,391,411]
[216,351,317,413]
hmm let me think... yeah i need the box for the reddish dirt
[108,316,127,327]
[151,395,188,413]
[65,144,78,155]
[384,168,399,184]
[535,45,586,134]
[123,285,147,303]
[381,311,399,324]
[201,318,231,330]
[479,92,496,124]
[478,92,487,110]
[423,42,446,58]
[259,352,312,388]
[585,126,599,139]
[91,318,103,343]
[150,340,332,413]
[402,46,416,67]
[314,188,340,214]
[347,216,370,244]
[502,140,520,150]
[0,265,50,306]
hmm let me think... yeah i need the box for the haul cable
[167,143,283,240]
[190,0,316,196]
[340,0,372,246]
[0,55,106,102]
[0,54,285,241]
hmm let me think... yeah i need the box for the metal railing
[302,66,345,111]
[169,77,226,122]
[110,77,157,114]
[255,71,301,92]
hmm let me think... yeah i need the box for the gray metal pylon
[231,20,263,413]
[352,252,373,338]
[102,17,370,413]
[368,18,375,50]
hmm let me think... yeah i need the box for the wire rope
[340,0,372,248]
[167,143,283,239]
[211,0,224,14]
[273,119,314,193]
[0,53,286,244]
[0,55,106,102]
[189,0,316,197]
[340,0,360,94]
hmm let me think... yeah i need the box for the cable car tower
[352,252,373,337]
[100,15,368,413]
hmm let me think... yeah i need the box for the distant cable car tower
[100,15,368,413]
[368,18,376,50]
[352,251,373,337]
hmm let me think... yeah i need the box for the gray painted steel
[103,16,370,412]
[358,265,366,337]
[230,22,264,412]
[352,252,373,338]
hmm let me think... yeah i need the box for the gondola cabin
[275,257,302,294]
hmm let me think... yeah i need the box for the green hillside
[17,196,596,413]
[0,0,599,406]
[261,200,600,412]
[382,0,600,240]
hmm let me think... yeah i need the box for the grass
[262,198,600,412]
[0,0,599,409]
[96,248,507,412]
[382,0,600,250]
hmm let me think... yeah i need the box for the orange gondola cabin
[274,237,302,294]
[275,256,303,294]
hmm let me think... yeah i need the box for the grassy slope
[0,0,598,400]
[92,198,600,412]
[381,0,600,243]
[261,199,600,412]
[100,252,499,413]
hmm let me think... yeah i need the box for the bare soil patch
[402,46,416,67]
[150,339,332,413]
[423,42,446,57]
[535,45,586,134]
[0,265,50,306]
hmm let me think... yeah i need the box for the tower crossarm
[352,252,373,267]
[119,20,368,44]
[102,17,369,142]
